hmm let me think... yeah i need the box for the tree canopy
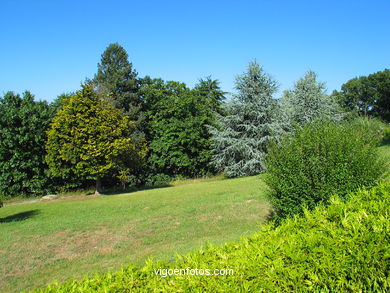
[332,69,390,122]
[2,48,387,196]
[0,91,55,197]
[45,84,147,194]
[141,78,222,177]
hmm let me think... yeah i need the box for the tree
[193,76,226,114]
[93,43,145,138]
[209,60,279,177]
[280,71,342,131]
[141,79,217,177]
[333,69,390,122]
[0,91,55,197]
[46,84,147,194]
[51,92,74,112]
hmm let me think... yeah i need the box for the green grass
[0,176,270,292]
[36,180,390,292]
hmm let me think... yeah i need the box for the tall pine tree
[93,43,144,139]
[210,61,279,177]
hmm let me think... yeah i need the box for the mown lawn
[0,176,270,292]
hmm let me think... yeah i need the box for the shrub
[348,116,386,146]
[145,173,171,187]
[36,182,390,292]
[264,120,386,222]
[117,170,141,190]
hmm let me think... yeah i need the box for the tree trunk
[95,178,102,195]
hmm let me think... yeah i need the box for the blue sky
[1,0,389,102]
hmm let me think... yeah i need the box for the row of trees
[0,43,388,197]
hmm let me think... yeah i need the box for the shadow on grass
[104,184,172,196]
[0,209,40,223]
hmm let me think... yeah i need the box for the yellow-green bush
[34,182,390,292]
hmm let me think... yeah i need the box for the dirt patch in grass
[51,228,140,260]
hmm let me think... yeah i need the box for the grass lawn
[0,175,270,292]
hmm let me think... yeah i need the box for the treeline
[0,43,388,197]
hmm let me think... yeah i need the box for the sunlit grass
[0,176,270,292]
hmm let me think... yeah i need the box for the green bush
[348,116,386,146]
[264,120,386,222]
[35,182,390,292]
[145,173,171,187]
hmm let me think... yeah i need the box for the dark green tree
[193,76,226,114]
[141,79,217,177]
[51,92,74,112]
[333,69,390,122]
[93,43,144,137]
[0,91,55,197]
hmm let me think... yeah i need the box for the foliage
[141,78,221,177]
[45,84,147,192]
[333,69,390,122]
[117,169,141,189]
[265,120,386,221]
[144,173,172,187]
[0,91,55,197]
[36,181,390,292]
[193,76,226,114]
[280,70,342,131]
[209,60,279,177]
[93,43,145,139]
[348,116,386,146]
[50,92,73,112]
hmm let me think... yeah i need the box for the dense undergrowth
[35,181,390,292]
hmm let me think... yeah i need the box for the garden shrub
[348,116,386,146]
[35,181,390,292]
[264,120,386,222]
[145,173,171,187]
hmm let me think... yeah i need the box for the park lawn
[0,175,270,292]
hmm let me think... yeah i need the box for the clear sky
[1,0,389,102]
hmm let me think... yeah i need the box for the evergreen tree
[193,76,226,114]
[280,71,341,130]
[209,61,279,177]
[46,84,147,194]
[93,43,144,138]
[0,91,55,197]
[51,92,73,112]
